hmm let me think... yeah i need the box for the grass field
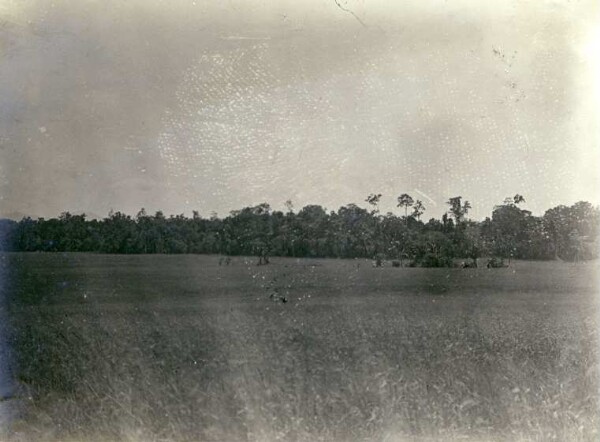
[1,253,599,441]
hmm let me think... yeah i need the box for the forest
[1,195,598,266]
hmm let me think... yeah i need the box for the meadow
[1,253,599,441]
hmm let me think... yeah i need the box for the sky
[0,0,599,221]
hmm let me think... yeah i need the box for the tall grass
[3,254,599,441]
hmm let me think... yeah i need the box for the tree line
[0,195,598,266]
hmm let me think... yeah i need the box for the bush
[419,253,454,268]
[486,257,506,268]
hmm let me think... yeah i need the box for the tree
[412,200,425,220]
[568,229,583,262]
[486,197,535,260]
[414,231,455,267]
[543,202,600,261]
[441,213,455,233]
[447,196,471,224]
[284,199,294,214]
[543,205,572,260]
[365,193,382,214]
[569,201,599,238]
[0,219,17,251]
[397,194,414,220]
[8,195,597,264]
[335,204,374,257]
[513,194,525,205]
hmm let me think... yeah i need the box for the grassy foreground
[2,253,599,441]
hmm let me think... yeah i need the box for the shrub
[486,257,506,268]
[419,253,454,268]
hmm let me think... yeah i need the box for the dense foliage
[1,196,598,264]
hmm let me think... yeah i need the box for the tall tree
[447,196,471,224]
[412,200,426,220]
[365,193,382,214]
[397,194,414,219]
